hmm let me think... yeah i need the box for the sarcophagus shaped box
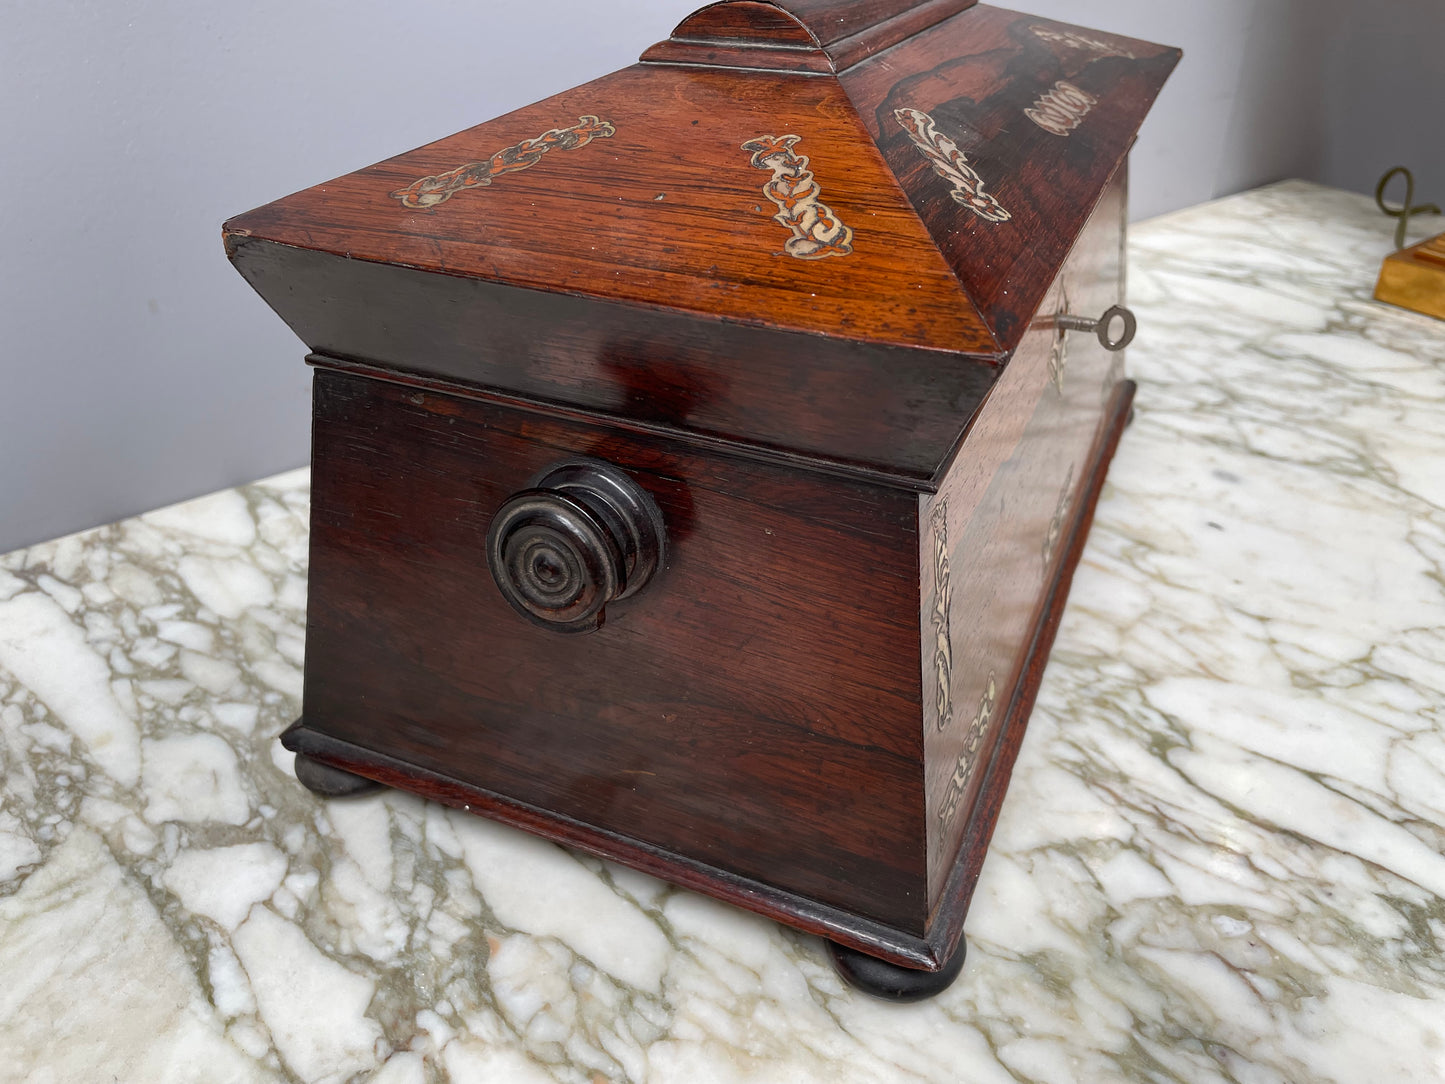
[224,0,1177,999]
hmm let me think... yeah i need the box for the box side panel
[305,370,929,933]
[922,165,1127,909]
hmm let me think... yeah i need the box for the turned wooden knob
[486,458,665,633]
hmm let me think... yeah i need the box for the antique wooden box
[224,0,1177,1000]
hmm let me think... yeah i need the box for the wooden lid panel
[840,4,1179,350]
[226,64,996,355]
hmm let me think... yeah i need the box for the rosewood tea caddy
[224,0,1177,1000]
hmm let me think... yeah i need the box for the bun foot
[293,752,384,797]
[827,936,966,1002]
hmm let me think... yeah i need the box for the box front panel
[304,369,929,932]
[923,166,1128,908]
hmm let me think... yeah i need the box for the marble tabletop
[3,181,1445,1083]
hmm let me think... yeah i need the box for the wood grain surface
[227,240,999,487]
[303,367,930,932]
[225,65,991,354]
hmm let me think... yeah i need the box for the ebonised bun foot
[293,752,385,797]
[826,936,967,1002]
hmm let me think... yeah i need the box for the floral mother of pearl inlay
[929,499,953,733]
[937,672,999,831]
[391,115,616,210]
[893,108,1012,223]
[1027,80,1097,137]
[1030,23,1137,59]
[742,134,855,260]
[1041,462,1076,566]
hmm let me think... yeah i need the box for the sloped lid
[226,2,1176,358]
[224,1,1177,483]
[227,61,995,355]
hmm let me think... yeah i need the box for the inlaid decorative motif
[1026,81,1098,137]
[1049,329,1068,394]
[929,500,953,734]
[893,108,1011,223]
[391,115,616,210]
[1042,464,1076,566]
[1049,290,1071,394]
[1030,24,1136,59]
[742,135,855,260]
[938,672,998,830]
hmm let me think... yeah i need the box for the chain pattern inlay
[893,108,1012,224]
[1026,81,1098,137]
[938,673,999,830]
[391,116,616,210]
[929,500,954,734]
[742,135,855,260]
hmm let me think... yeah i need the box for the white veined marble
[1,181,1443,1082]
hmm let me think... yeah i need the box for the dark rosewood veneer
[224,0,1177,1001]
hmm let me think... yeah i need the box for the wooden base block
[1375,233,1445,321]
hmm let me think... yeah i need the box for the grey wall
[1316,0,1445,200]
[2,0,1441,554]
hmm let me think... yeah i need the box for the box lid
[225,1,1177,486]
